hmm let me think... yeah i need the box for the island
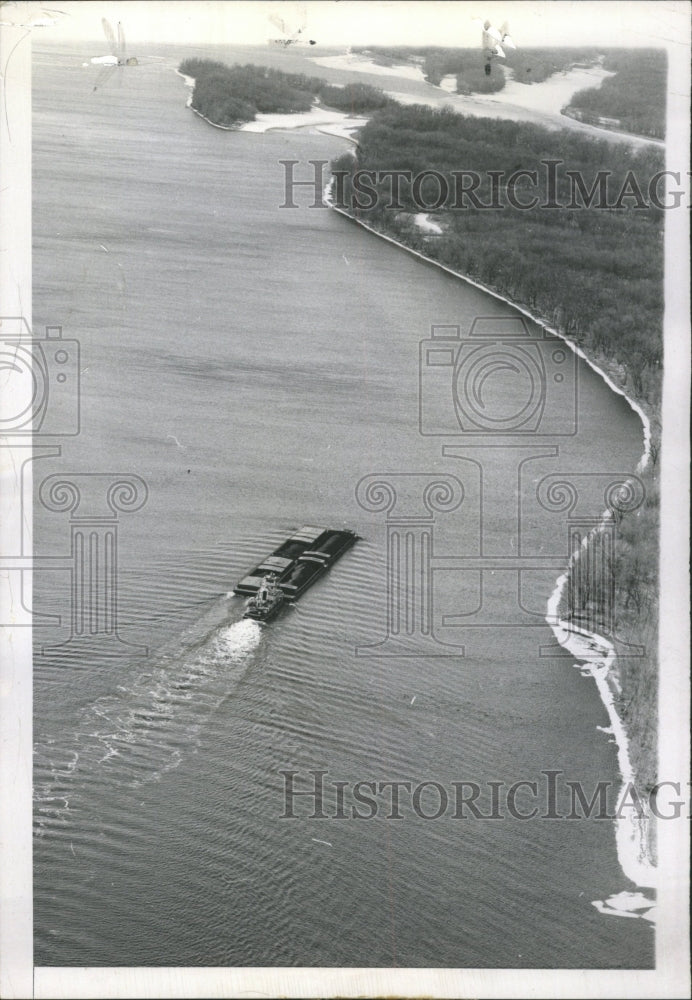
[179,58,392,128]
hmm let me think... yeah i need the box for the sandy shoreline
[176,69,367,137]
[324,184,656,915]
[547,554,657,919]
[308,52,427,82]
[241,108,367,135]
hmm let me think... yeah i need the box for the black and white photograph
[0,1,689,997]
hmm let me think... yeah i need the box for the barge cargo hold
[234,527,358,603]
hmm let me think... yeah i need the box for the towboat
[235,527,358,614]
[243,574,285,622]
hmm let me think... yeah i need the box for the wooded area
[333,104,663,406]
[179,59,394,125]
[565,50,666,139]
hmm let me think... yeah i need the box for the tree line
[564,49,666,139]
[565,467,659,794]
[332,103,663,405]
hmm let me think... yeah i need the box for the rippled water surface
[32,44,652,967]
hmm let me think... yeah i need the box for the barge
[235,527,358,618]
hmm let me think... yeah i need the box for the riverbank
[561,106,665,147]
[326,197,652,456]
[325,186,658,906]
[241,109,367,136]
[548,566,657,916]
[176,68,237,130]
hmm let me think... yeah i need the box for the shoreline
[560,107,665,147]
[325,186,656,909]
[547,551,657,916]
[325,195,651,466]
[175,69,240,131]
[176,70,367,137]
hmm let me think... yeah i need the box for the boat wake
[216,617,262,658]
[34,615,262,833]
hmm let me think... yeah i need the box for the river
[32,43,652,968]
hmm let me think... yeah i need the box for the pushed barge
[235,526,357,621]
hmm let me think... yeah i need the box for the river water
[32,44,652,968]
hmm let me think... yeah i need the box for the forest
[331,104,664,402]
[564,49,667,139]
[179,58,393,126]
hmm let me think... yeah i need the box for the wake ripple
[34,616,262,833]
